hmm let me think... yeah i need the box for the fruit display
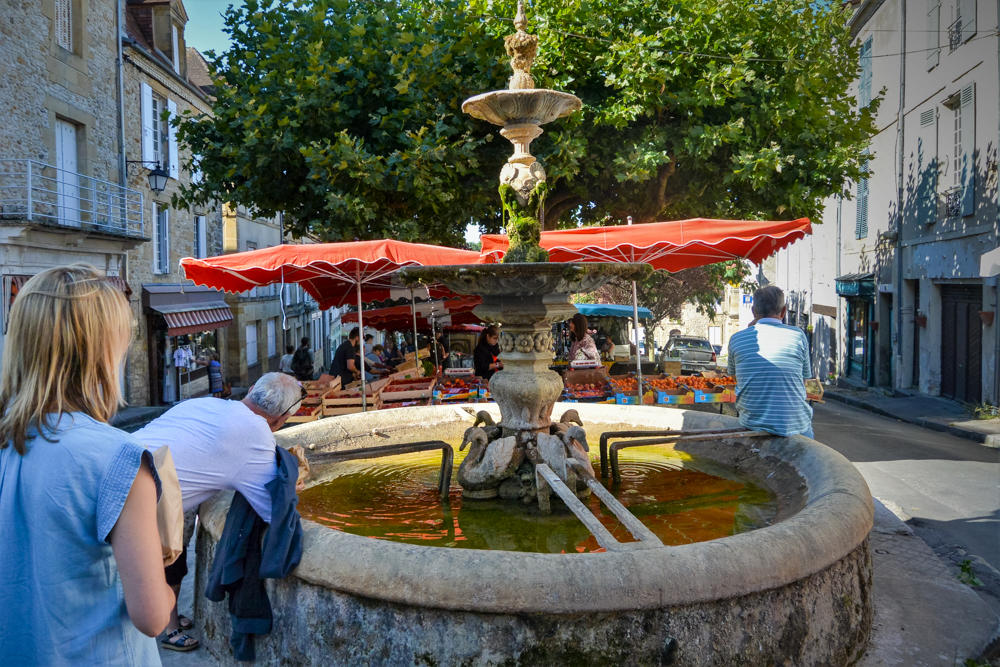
[285,404,321,423]
[382,377,436,401]
[433,376,482,402]
[563,382,609,400]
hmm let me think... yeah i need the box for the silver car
[659,336,717,373]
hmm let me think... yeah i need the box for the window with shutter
[166,99,179,179]
[153,204,170,274]
[859,38,873,108]
[55,0,72,51]
[194,215,206,258]
[918,109,939,224]
[959,83,975,216]
[856,152,869,239]
[959,0,977,42]
[246,324,258,366]
[926,1,940,69]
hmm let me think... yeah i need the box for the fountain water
[192,5,874,663]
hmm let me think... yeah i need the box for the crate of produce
[341,377,390,396]
[681,376,732,403]
[322,399,383,417]
[804,378,824,402]
[303,374,340,392]
[380,398,431,410]
[613,391,655,405]
[433,376,480,402]
[563,381,609,402]
[285,404,322,423]
[382,377,436,401]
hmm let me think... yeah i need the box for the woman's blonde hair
[0,265,133,454]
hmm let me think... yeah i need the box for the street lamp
[126,160,170,193]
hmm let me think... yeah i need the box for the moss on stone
[499,181,549,264]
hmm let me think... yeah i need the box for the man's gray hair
[247,372,302,417]
[752,285,786,318]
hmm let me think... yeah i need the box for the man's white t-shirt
[134,398,277,522]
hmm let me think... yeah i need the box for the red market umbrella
[480,216,811,394]
[478,217,812,270]
[181,240,481,410]
[343,296,483,331]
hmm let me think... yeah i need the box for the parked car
[659,336,717,374]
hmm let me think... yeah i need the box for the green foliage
[173,0,878,250]
[958,559,983,587]
[591,261,751,325]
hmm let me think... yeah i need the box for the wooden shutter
[859,38,873,108]
[166,99,179,180]
[141,82,154,163]
[926,1,940,69]
[917,108,939,224]
[959,83,975,216]
[55,0,72,51]
[959,0,977,41]
[856,152,869,239]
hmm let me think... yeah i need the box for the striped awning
[159,305,233,336]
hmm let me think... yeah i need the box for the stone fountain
[403,1,649,505]
[191,5,874,664]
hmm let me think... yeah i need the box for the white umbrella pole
[410,288,419,369]
[628,216,643,401]
[356,275,367,412]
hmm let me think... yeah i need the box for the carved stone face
[500,161,547,206]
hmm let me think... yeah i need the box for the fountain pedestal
[402,263,648,500]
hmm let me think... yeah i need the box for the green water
[298,432,776,554]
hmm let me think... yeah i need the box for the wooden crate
[285,404,322,423]
[322,399,382,417]
[380,398,431,410]
[382,377,436,401]
[304,375,340,393]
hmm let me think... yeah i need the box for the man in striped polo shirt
[727,286,814,438]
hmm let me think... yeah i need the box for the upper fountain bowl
[462,89,582,127]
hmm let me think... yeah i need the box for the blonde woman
[0,266,173,664]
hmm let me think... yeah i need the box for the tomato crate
[322,398,382,417]
[382,377,436,401]
[303,375,340,393]
[285,404,321,423]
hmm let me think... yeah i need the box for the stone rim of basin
[197,403,873,614]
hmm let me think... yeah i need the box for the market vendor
[568,313,599,362]
[474,325,503,380]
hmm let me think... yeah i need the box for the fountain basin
[462,89,582,127]
[194,403,873,665]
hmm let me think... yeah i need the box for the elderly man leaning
[727,285,814,439]
[134,372,307,652]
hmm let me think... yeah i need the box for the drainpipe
[116,0,127,187]
[894,0,907,393]
[994,0,1000,406]
[836,196,843,379]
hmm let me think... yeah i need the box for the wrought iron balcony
[0,159,144,237]
[948,19,963,51]
[945,187,962,218]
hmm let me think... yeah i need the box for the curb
[823,391,997,447]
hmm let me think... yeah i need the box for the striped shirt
[727,319,813,436]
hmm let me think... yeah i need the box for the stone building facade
[773,0,999,404]
[0,0,144,370]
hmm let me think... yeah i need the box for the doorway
[940,284,983,403]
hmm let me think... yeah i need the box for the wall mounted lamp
[126,160,170,193]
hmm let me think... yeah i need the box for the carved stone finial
[514,1,527,31]
[504,0,537,90]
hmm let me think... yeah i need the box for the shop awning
[835,273,875,297]
[151,303,233,336]
[575,302,653,320]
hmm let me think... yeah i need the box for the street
[813,401,1000,614]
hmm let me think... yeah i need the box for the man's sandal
[178,615,194,631]
[161,629,199,652]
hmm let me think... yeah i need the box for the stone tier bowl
[462,89,582,127]
[193,404,874,665]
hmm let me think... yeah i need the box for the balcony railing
[0,159,144,237]
[945,187,962,217]
[948,19,963,51]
